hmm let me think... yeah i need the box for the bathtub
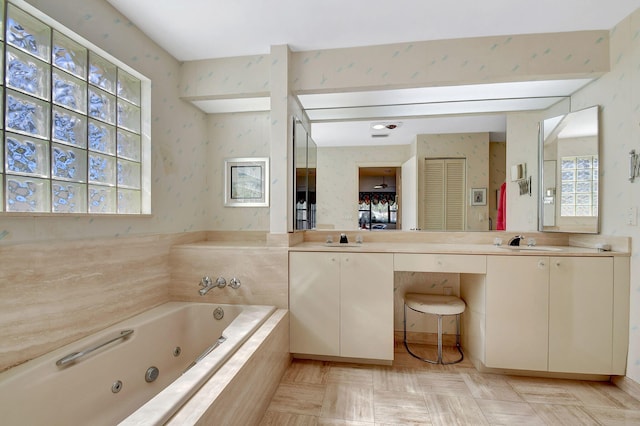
[0,302,278,425]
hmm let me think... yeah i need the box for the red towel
[496,182,506,230]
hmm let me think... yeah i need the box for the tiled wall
[169,242,289,309]
[0,232,205,371]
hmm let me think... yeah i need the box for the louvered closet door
[424,160,445,230]
[423,158,465,230]
[445,159,465,230]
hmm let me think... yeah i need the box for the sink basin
[497,245,563,252]
[324,243,363,248]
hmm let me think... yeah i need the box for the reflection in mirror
[294,117,316,229]
[539,106,599,233]
[416,133,505,231]
[358,167,398,230]
[308,136,317,227]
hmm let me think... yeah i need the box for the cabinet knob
[538,260,546,268]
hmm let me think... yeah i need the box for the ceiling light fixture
[373,176,388,189]
[371,122,402,131]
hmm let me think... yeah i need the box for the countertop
[289,242,625,256]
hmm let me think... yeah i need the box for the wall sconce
[544,188,556,204]
[510,164,526,181]
[630,150,640,182]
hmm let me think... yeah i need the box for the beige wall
[207,112,272,230]
[570,9,640,383]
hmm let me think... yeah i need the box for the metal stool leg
[403,303,439,364]
[442,313,464,365]
[436,315,443,363]
[403,303,464,365]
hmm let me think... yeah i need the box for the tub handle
[55,329,134,367]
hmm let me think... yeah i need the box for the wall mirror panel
[293,117,316,230]
[538,105,599,233]
[296,79,596,232]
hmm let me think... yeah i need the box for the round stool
[403,293,466,364]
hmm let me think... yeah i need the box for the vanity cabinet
[289,251,394,361]
[394,253,486,273]
[486,256,614,374]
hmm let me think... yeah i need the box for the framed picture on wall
[471,187,487,206]
[224,157,269,207]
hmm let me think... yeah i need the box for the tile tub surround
[169,241,289,309]
[0,230,289,373]
[0,231,206,372]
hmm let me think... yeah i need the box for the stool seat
[403,293,466,364]
[405,293,465,316]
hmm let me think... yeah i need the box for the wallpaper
[208,112,271,230]
[571,9,640,383]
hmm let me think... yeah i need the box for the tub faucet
[508,235,525,246]
[199,276,226,296]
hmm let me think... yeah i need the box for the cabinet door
[289,252,340,356]
[340,253,394,360]
[486,256,549,370]
[549,257,613,374]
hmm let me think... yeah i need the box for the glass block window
[1,0,150,214]
[560,155,598,217]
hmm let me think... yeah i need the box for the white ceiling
[107,0,640,147]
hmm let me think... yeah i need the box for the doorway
[358,167,400,230]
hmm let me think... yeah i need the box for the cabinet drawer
[394,253,486,273]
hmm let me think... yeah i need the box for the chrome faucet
[199,276,226,296]
[508,235,525,246]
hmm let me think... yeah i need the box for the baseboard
[464,354,610,381]
[291,353,392,366]
[611,375,640,401]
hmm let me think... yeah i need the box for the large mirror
[538,106,599,233]
[297,79,595,232]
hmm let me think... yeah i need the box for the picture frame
[471,187,487,206]
[224,157,269,207]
